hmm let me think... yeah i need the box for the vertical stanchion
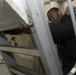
[27,0,63,75]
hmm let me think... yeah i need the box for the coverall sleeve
[3,28,21,35]
[49,21,74,39]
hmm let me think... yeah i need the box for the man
[47,7,76,75]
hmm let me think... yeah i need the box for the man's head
[47,7,63,23]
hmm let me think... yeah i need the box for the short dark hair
[47,7,60,15]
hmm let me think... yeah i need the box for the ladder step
[10,65,46,75]
[0,45,40,57]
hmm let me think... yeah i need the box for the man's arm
[3,26,31,35]
[3,28,21,35]
[49,21,74,39]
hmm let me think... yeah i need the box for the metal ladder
[0,0,63,75]
[1,0,76,75]
[0,45,47,75]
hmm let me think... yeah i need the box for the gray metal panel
[5,0,33,25]
[0,32,8,45]
[1,52,17,66]
[0,64,11,75]
[27,0,63,75]
[0,0,26,31]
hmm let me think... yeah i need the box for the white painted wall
[60,0,76,14]
[43,1,59,14]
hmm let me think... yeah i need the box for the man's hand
[65,7,70,15]
[20,25,32,34]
